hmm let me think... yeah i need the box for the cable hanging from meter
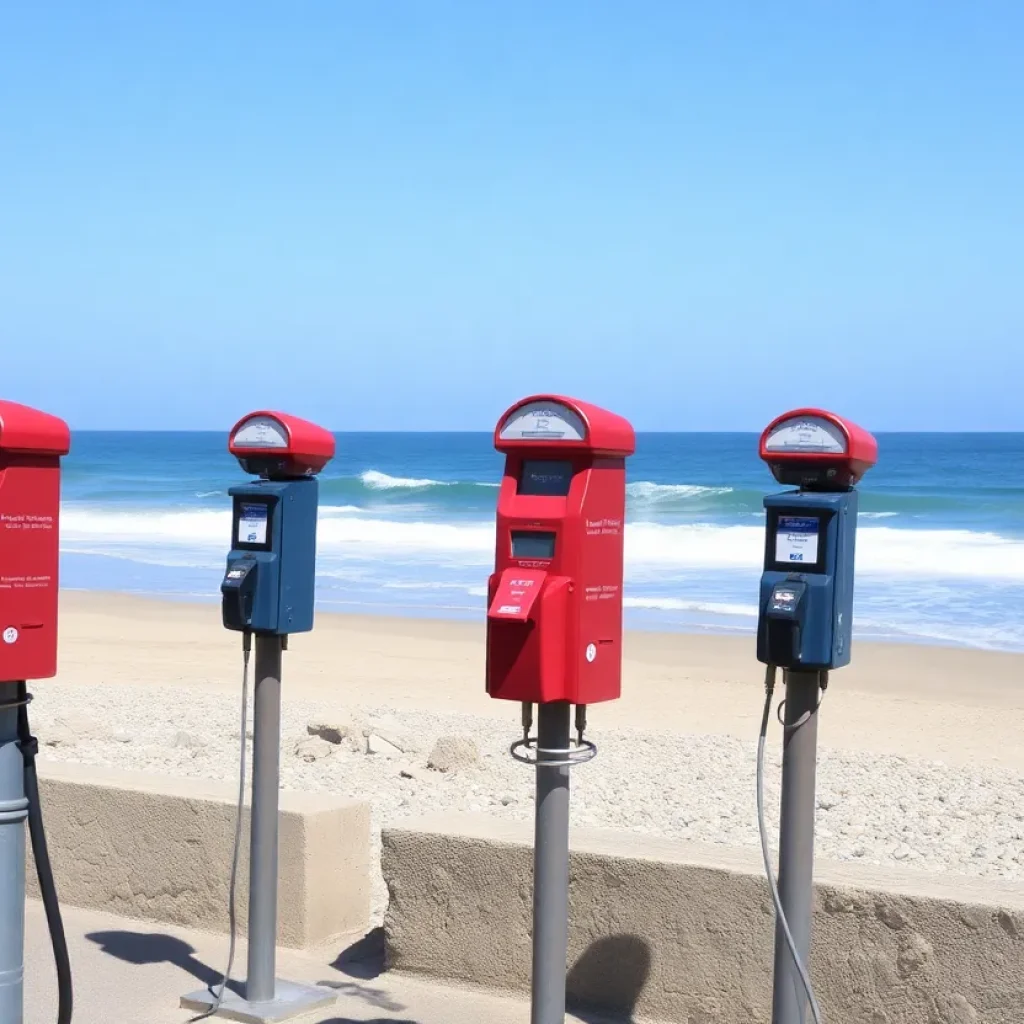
[757,665,824,1024]
[16,683,73,1024]
[191,632,252,1022]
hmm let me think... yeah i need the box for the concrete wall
[383,813,1024,1024]
[30,762,371,949]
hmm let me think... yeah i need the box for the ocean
[58,432,1024,651]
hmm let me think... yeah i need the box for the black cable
[17,681,73,1024]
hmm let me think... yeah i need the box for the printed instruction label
[775,516,819,564]
[1,514,55,531]
[0,575,52,590]
[585,518,623,537]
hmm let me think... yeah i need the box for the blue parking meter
[220,411,335,635]
[185,410,339,1022]
[223,479,321,634]
[753,408,878,1024]
[756,410,878,671]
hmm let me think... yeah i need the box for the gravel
[30,684,1024,921]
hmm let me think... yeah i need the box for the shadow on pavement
[85,929,244,998]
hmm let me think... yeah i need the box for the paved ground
[24,901,604,1024]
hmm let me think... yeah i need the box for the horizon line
[63,427,1024,435]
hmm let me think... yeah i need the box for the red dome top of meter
[494,395,635,456]
[759,408,877,489]
[0,401,70,456]
[229,411,335,479]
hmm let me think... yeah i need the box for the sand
[52,590,1024,771]
[31,591,1024,914]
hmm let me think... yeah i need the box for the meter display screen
[511,530,556,559]
[775,516,819,565]
[518,460,573,496]
[237,502,271,548]
[763,416,847,454]
[499,401,586,441]
[232,415,289,449]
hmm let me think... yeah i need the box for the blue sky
[1,2,1021,431]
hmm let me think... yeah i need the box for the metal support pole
[181,635,336,1021]
[246,634,283,1003]
[531,700,571,1024]
[0,682,27,1024]
[771,670,822,1024]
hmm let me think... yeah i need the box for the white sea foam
[318,517,494,556]
[358,470,498,490]
[360,470,445,489]
[63,508,229,547]
[382,580,480,591]
[59,508,1024,581]
[623,597,759,617]
[855,615,1024,651]
[627,481,734,501]
[625,522,1024,580]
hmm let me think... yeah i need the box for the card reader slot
[221,558,259,631]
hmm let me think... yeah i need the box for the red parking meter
[485,394,635,1024]
[486,395,635,706]
[0,400,73,1024]
[0,401,71,681]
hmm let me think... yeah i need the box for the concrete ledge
[30,761,371,949]
[383,813,1024,1023]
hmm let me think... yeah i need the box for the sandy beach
[52,591,1024,770]
[23,591,1024,920]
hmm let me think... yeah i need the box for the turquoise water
[59,432,1024,650]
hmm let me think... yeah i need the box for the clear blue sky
[1,2,1021,431]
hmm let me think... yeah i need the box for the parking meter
[0,402,70,681]
[0,400,72,1024]
[221,412,334,635]
[754,408,877,1024]
[185,410,337,1023]
[487,396,633,705]
[487,394,635,1024]
[757,409,878,672]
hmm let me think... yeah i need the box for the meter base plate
[181,979,336,1022]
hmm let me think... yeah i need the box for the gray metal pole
[0,682,27,1023]
[247,635,283,1004]
[771,670,822,1024]
[531,700,571,1024]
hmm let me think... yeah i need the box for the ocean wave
[854,615,1024,651]
[360,469,446,490]
[623,597,758,617]
[626,522,1024,580]
[312,470,501,505]
[627,481,734,501]
[63,508,229,546]
[58,508,1024,581]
